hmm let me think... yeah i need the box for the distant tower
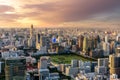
[30,24,33,39]
[28,24,34,47]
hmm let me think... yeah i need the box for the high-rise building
[95,58,108,74]
[65,66,79,76]
[105,35,108,43]
[116,46,120,54]
[78,35,84,50]
[5,57,26,80]
[116,34,120,42]
[67,38,72,46]
[38,56,50,80]
[0,62,2,74]
[96,35,101,48]
[83,37,88,52]
[98,58,108,67]
[109,54,120,78]
[28,24,35,48]
[103,41,110,56]
[0,62,1,74]
[87,37,94,51]
[110,41,115,54]
[36,33,41,49]
[40,36,48,47]
[0,61,5,79]
[30,24,33,39]
[38,56,50,69]
[71,60,78,68]
[96,35,101,44]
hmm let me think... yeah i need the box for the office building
[40,36,48,47]
[78,35,84,50]
[71,60,78,68]
[28,24,35,48]
[5,57,26,80]
[103,41,110,56]
[110,41,115,54]
[98,58,108,67]
[39,69,49,80]
[83,37,88,52]
[65,66,79,76]
[109,54,120,78]
[95,58,108,74]
[36,33,41,49]
[116,34,120,42]
[115,46,120,54]
[105,35,108,43]
[38,56,50,69]
[0,61,4,74]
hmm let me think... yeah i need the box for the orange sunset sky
[0,0,120,28]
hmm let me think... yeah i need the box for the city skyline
[0,0,120,28]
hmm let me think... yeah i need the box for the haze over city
[1,0,120,80]
[0,0,120,28]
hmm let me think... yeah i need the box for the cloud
[23,0,120,23]
[0,5,19,23]
[0,14,22,22]
[0,5,15,13]
[0,0,120,27]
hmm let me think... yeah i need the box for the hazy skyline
[0,0,120,28]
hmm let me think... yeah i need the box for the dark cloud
[23,0,120,23]
[0,5,15,13]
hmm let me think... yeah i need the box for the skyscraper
[40,36,48,47]
[105,35,108,43]
[83,37,88,52]
[38,57,50,80]
[30,24,33,39]
[103,42,110,56]
[110,41,115,54]
[78,35,84,50]
[87,37,94,51]
[5,57,26,80]
[103,35,110,56]
[28,24,35,48]
[109,54,120,78]
[36,33,41,49]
